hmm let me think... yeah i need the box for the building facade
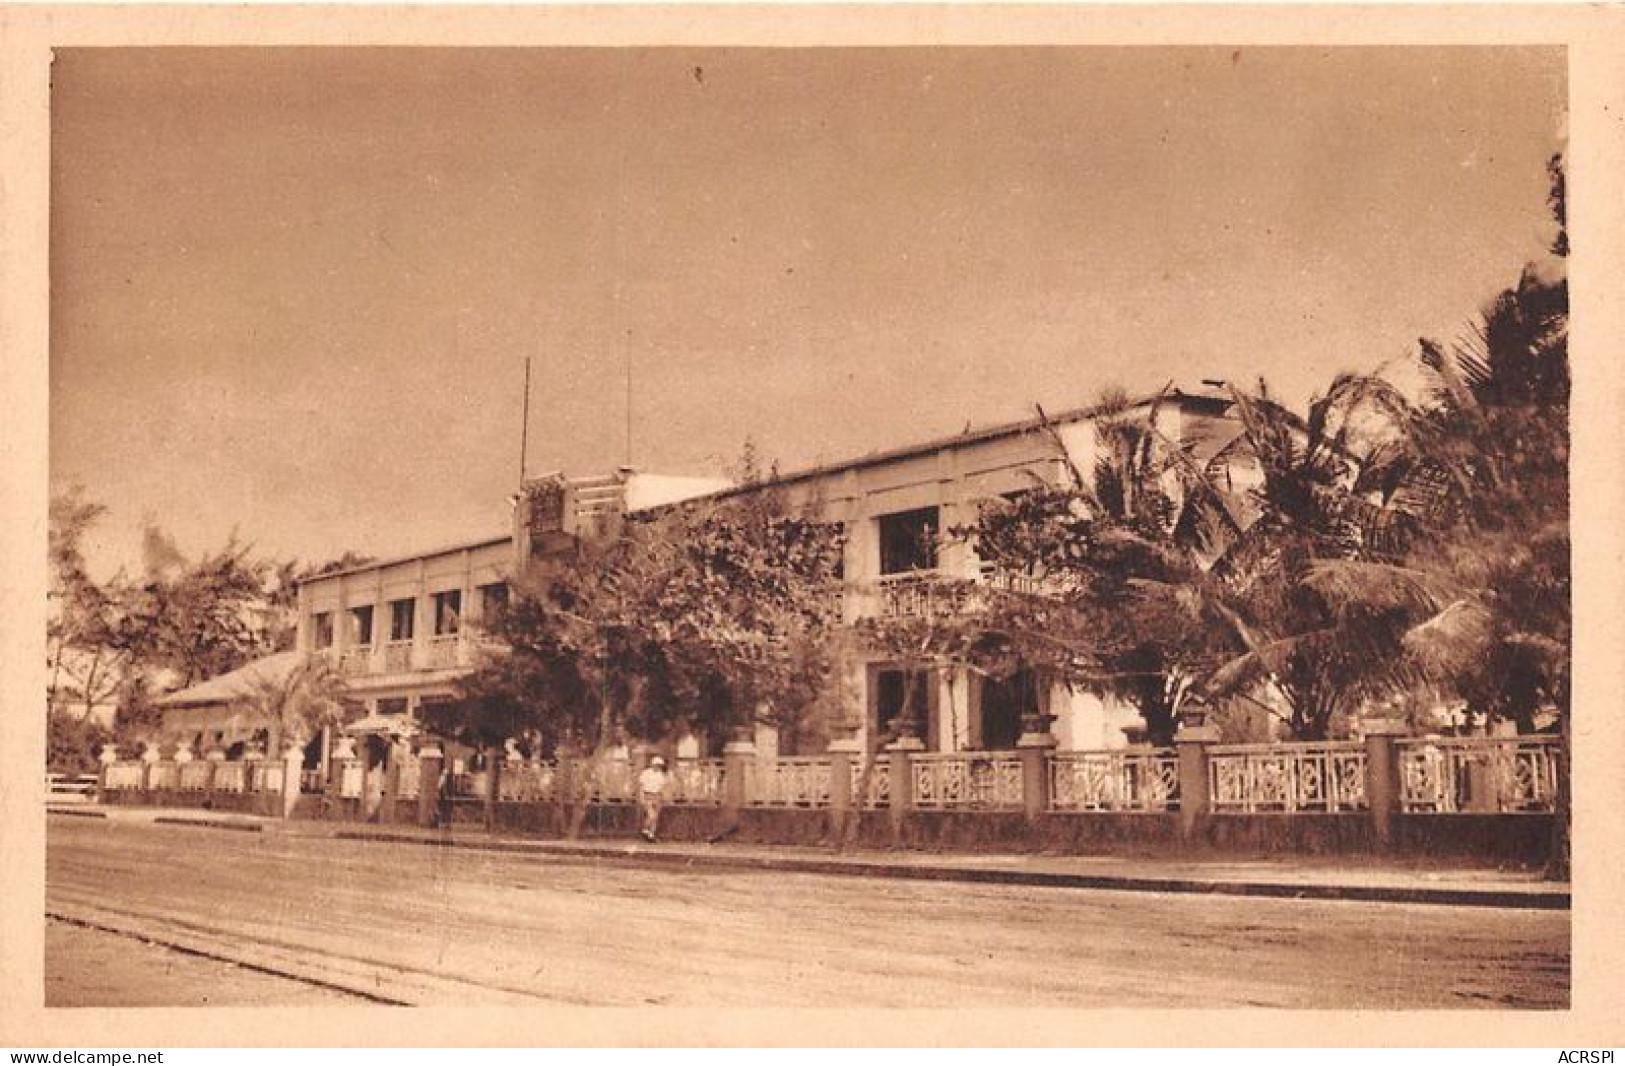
[159,387,1250,763]
[702,386,1252,756]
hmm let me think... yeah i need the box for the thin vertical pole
[519,357,531,488]
[624,328,633,468]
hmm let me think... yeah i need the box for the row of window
[309,503,946,651]
[311,582,508,649]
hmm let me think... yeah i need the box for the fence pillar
[97,745,119,799]
[1174,721,1220,841]
[381,747,401,825]
[1465,751,1497,813]
[328,737,355,804]
[721,737,756,818]
[483,746,503,833]
[826,738,858,819]
[417,743,444,827]
[885,736,923,840]
[243,751,266,815]
[1017,730,1056,821]
[201,751,222,799]
[281,744,304,819]
[1362,720,1407,849]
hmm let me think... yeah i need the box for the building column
[884,735,923,842]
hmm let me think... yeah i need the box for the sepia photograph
[8,8,1620,1045]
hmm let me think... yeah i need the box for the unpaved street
[46,918,363,1007]
[45,819,1569,1008]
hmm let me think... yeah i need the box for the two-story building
[693,385,1253,757]
[154,386,1254,764]
[295,469,734,726]
[150,470,730,759]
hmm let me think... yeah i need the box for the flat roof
[298,533,513,587]
[695,385,1228,503]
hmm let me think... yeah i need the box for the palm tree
[241,655,349,754]
[1189,375,1430,739]
[1296,251,1569,735]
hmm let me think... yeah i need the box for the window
[875,668,931,745]
[479,582,509,623]
[312,612,334,649]
[350,605,374,647]
[878,506,940,575]
[389,598,415,642]
[433,590,461,636]
[377,697,408,717]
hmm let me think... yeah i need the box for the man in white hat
[637,755,670,842]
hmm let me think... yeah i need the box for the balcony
[340,645,373,677]
[381,641,414,673]
[851,565,1061,623]
[422,634,461,670]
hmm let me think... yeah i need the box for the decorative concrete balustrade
[667,759,726,806]
[91,731,1565,864]
[747,756,833,808]
[1207,742,1369,813]
[1049,749,1181,812]
[1396,737,1561,813]
[911,751,1024,810]
[495,760,556,802]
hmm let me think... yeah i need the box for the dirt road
[46,918,362,1007]
[45,818,1569,1008]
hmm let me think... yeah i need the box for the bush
[48,712,111,775]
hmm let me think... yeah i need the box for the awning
[343,713,419,738]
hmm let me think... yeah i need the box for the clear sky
[50,46,1566,579]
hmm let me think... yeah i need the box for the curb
[47,807,108,819]
[332,829,1571,911]
[152,816,263,832]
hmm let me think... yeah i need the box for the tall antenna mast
[623,327,633,468]
[518,356,531,488]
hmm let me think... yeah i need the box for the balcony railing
[340,645,373,677]
[314,636,488,677]
[381,641,414,673]
[422,634,461,670]
[872,571,989,621]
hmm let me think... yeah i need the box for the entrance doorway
[978,670,1038,750]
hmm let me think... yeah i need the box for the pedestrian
[637,756,670,842]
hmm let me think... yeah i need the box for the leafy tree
[115,526,276,689]
[437,468,844,837]
[47,489,128,720]
[47,712,112,775]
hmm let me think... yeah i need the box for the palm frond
[1400,599,1494,678]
